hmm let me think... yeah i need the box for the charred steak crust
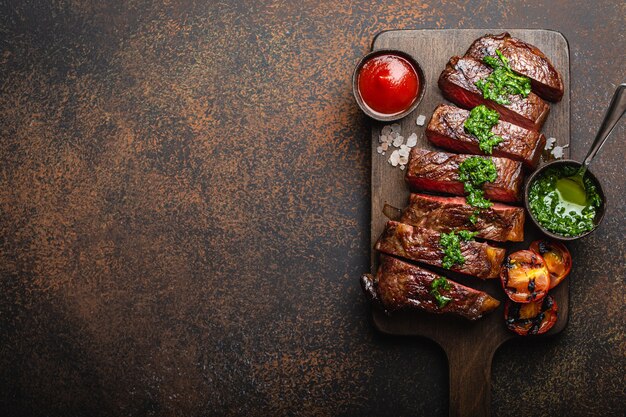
[361,255,500,320]
[405,148,524,203]
[426,103,546,169]
[465,32,564,102]
[374,221,506,279]
[438,56,550,131]
[400,193,525,242]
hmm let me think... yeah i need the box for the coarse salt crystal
[381,125,392,136]
[399,155,409,165]
[376,146,383,154]
[389,150,400,166]
[391,123,401,133]
[392,136,403,147]
[399,164,406,170]
[406,133,418,147]
[416,115,426,126]
[381,142,389,151]
[398,148,409,158]
[545,137,556,150]
[551,146,564,159]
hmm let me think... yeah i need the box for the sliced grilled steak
[465,32,564,102]
[361,255,500,320]
[438,56,550,131]
[426,103,546,169]
[399,193,525,242]
[375,221,506,279]
[405,148,524,203]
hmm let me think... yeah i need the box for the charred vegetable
[500,250,549,303]
[529,240,572,289]
[505,296,558,336]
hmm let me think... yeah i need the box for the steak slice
[405,148,524,203]
[361,255,500,320]
[399,193,525,242]
[375,221,506,279]
[465,32,564,102]
[425,103,546,169]
[438,56,550,131]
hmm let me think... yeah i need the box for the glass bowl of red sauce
[352,49,425,122]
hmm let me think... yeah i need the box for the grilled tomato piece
[505,295,558,336]
[529,239,572,289]
[500,250,549,303]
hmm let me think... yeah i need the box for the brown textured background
[0,1,624,416]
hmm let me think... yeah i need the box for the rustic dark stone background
[0,1,624,416]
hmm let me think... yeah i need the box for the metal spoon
[557,83,626,205]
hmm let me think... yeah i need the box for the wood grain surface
[369,29,570,417]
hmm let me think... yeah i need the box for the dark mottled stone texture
[0,1,624,416]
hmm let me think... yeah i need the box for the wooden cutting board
[369,29,570,417]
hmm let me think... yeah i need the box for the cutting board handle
[446,344,495,417]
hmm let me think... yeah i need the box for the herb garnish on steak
[475,50,532,105]
[458,156,498,209]
[440,230,480,269]
[463,105,503,154]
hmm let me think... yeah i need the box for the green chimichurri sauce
[464,105,503,154]
[475,50,531,105]
[440,230,479,269]
[458,156,498,209]
[528,166,602,237]
[430,276,452,308]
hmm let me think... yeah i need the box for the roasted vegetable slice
[505,295,558,335]
[529,240,572,289]
[500,250,549,303]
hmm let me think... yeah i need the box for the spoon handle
[583,83,626,168]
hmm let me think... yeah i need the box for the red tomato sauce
[357,54,419,116]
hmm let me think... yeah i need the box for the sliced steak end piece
[362,255,500,320]
[465,32,564,102]
[438,56,550,131]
